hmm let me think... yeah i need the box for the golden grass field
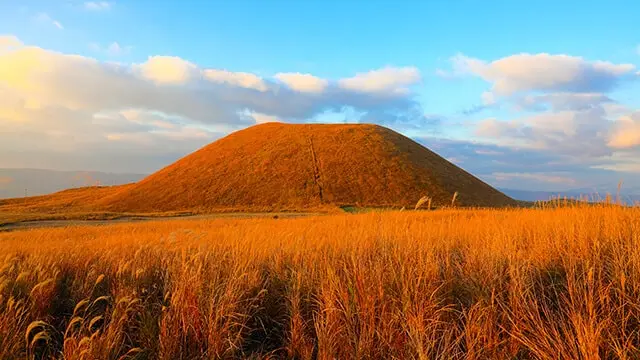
[1,205,639,359]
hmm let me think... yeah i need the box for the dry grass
[0,186,129,215]
[414,196,431,210]
[0,212,144,227]
[0,183,313,226]
[1,205,639,359]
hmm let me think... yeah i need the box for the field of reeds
[1,205,640,359]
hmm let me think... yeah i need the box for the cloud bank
[453,53,636,95]
[84,2,112,11]
[432,51,640,190]
[0,36,426,172]
[3,34,640,190]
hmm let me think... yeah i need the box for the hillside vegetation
[1,123,515,216]
[1,205,639,359]
[0,169,144,199]
[0,186,129,213]
[0,186,134,225]
[102,123,516,212]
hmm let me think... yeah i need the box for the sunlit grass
[1,205,639,358]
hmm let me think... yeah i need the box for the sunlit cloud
[33,13,63,29]
[84,1,112,11]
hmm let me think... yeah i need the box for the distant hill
[501,188,640,204]
[499,188,578,202]
[0,169,145,199]
[102,122,517,212]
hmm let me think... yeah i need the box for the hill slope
[0,169,145,199]
[0,185,131,214]
[102,123,516,212]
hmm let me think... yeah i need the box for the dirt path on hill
[0,212,317,232]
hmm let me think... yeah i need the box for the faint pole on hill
[24,188,27,197]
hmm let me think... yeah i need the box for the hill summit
[102,122,515,211]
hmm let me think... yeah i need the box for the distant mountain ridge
[500,188,640,203]
[0,169,145,199]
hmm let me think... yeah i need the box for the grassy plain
[1,205,638,359]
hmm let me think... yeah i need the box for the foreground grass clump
[1,206,640,359]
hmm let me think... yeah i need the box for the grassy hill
[1,123,516,216]
[103,123,516,212]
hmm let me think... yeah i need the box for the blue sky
[1,1,640,192]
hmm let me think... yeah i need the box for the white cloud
[588,151,640,178]
[592,163,640,173]
[84,2,112,11]
[338,66,421,94]
[481,91,495,105]
[452,53,636,95]
[475,118,520,138]
[492,172,577,185]
[112,109,177,130]
[0,36,425,172]
[274,73,328,93]
[608,112,640,148]
[137,56,197,84]
[89,42,132,56]
[250,112,282,124]
[450,52,640,169]
[203,69,267,91]
[515,92,612,112]
[602,103,634,121]
[0,35,22,52]
[0,40,421,124]
[474,149,502,156]
[34,13,63,30]
[106,42,128,56]
[475,107,613,157]
[435,68,456,78]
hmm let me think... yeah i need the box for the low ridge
[102,123,516,212]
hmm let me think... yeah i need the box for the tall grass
[1,205,640,359]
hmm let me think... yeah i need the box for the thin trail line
[308,137,324,202]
